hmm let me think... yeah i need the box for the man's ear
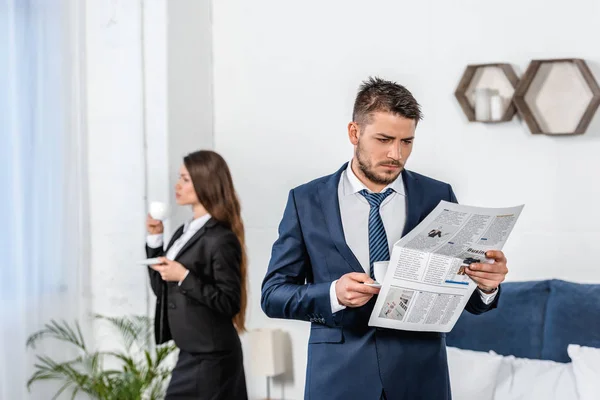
[348,122,360,145]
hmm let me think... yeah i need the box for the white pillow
[446,347,503,400]
[568,344,600,400]
[493,354,578,400]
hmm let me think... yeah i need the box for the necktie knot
[360,188,394,208]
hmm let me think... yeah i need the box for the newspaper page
[368,200,524,333]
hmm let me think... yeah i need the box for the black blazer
[146,218,242,354]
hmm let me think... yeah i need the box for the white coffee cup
[373,261,390,283]
[149,201,169,221]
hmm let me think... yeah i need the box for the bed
[445,279,600,400]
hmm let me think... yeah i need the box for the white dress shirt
[147,213,212,284]
[329,162,497,313]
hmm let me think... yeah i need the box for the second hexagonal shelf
[455,63,520,123]
[513,59,600,135]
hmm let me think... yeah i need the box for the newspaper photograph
[368,200,524,333]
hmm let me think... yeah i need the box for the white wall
[212,1,600,398]
[85,0,213,346]
[167,0,214,228]
[86,0,149,346]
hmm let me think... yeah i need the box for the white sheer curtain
[0,0,89,398]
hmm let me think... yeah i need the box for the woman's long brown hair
[183,150,247,333]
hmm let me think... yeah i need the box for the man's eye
[378,138,390,143]
[401,140,413,145]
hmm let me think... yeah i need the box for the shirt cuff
[178,269,190,287]
[146,234,164,249]
[478,288,498,305]
[330,280,346,314]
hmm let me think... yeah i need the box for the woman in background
[145,150,248,399]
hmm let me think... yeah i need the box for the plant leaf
[27,315,174,400]
[26,320,87,352]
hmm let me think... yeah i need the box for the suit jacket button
[168,302,176,309]
[181,290,187,294]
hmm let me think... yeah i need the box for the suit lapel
[165,226,185,252]
[174,218,217,260]
[401,169,422,237]
[319,163,364,273]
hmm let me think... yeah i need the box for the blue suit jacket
[261,164,500,400]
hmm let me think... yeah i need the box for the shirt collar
[183,213,212,233]
[343,159,406,196]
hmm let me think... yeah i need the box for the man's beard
[356,142,403,185]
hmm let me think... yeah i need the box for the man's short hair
[352,76,422,126]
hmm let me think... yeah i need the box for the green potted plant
[26,315,177,400]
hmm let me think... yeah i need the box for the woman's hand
[151,257,189,282]
[146,214,164,235]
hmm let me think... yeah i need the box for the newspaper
[368,200,524,333]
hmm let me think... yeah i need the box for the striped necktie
[360,188,394,279]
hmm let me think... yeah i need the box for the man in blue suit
[261,77,508,399]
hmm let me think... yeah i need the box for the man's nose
[388,144,402,160]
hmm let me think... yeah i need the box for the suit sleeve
[261,190,340,327]
[146,245,164,296]
[178,233,242,318]
[447,184,501,314]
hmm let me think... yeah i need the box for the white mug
[490,94,504,121]
[373,261,390,283]
[474,88,493,121]
[149,201,169,221]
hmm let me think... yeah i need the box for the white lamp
[249,328,286,400]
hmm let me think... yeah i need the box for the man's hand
[465,250,508,293]
[335,272,381,307]
[150,257,188,282]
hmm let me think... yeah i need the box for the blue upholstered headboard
[446,279,600,362]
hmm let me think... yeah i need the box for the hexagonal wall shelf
[513,59,600,135]
[455,63,520,123]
